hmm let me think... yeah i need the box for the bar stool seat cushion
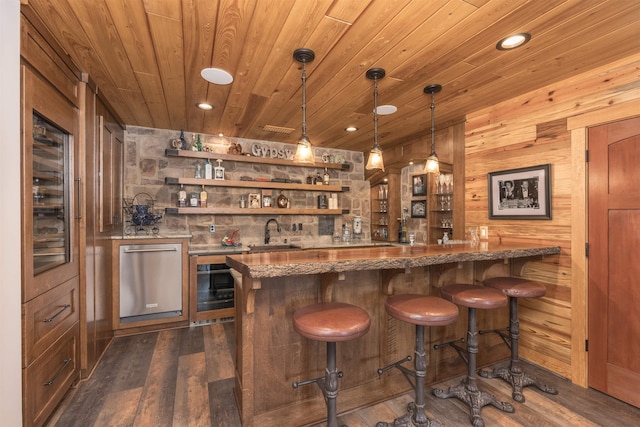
[293,302,371,342]
[385,294,458,326]
[441,284,507,309]
[484,277,546,299]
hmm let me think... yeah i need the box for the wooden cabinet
[98,112,124,232]
[370,171,400,242]
[164,149,350,215]
[20,9,81,426]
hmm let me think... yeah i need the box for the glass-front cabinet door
[22,68,79,301]
[32,113,70,274]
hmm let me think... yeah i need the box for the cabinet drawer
[23,276,79,367]
[23,323,79,427]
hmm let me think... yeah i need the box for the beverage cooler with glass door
[189,254,236,323]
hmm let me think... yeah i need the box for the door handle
[75,178,82,219]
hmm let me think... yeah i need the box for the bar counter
[226,242,561,427]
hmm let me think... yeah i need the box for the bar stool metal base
[292,342,345,427]
[478,364,557,403]
[377,325,443,427]
[433,307,514,427]
[478,295,558,402]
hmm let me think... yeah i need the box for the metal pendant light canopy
[423,84,442,174]
[293,48,315,164]
[365,67,386,172]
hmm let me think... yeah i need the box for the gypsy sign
[251,143,293,160]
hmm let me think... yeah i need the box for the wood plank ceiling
[27,0,640,169]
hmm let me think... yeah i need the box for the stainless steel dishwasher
[119,242,183,322]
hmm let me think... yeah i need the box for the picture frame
[248,193,261,209]
[411,200,426,218]
[488,164,551,219]
[411,174,427,197]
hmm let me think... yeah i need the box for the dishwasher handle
[123,247,178,254]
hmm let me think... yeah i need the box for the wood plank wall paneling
[464,53,640,384]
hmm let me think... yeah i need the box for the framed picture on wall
[412,174,427,197]
[411,200,426,218]
[488,164,551,219]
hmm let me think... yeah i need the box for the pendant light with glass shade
[292,48,316,164]
[365,68,386,171]
[423,84,442,174]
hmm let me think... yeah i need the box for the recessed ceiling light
[496,33,531,50]
[345,126,358,132]
[376,105,397,115]
[196,102,213,110]
[201,67,234,85]
[218,133,224,137]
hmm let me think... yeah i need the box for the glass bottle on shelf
[177,184,187,207]
[204,159,213,179]
[323,167,330,185]
[199,186,208,207]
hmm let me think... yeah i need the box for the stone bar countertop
[226,241,561,279]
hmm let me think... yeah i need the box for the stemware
[438,174,445,193]
[443,174,452,193]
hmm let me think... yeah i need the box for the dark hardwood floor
[47,321,639,427]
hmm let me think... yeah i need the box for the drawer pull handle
[43,304,71,323]
[44,358,72,387]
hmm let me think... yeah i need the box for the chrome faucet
[264,218,281,244]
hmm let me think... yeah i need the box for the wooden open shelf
[165,207,348,215]
[165,149,350,171]
[165,177,348,192]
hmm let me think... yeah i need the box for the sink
[248,244,302,254]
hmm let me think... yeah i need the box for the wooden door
[588,116,640,408]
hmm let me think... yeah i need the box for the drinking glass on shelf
[440,196,446,210]
[446,195,452,210]
[444,174,452,193]
[438,174,445,194]
[408,232,416,246]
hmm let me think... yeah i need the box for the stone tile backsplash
[124,126,370,250]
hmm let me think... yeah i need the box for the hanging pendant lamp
[293,48,315,164]
[423,84,442,174]
[365,68,386,171]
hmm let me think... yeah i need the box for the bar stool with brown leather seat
[375,294,459,427]
[478,277,558,402]
[292,302,371,427]
[433,284,515,427]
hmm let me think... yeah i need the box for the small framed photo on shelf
[248,193,261,209]
[488,163,551,219]
[412,174,427,197]
[411,200,426,218]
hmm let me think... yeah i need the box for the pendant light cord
[301,60,307,138]
[373,77,379,148]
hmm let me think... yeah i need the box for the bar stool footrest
[377,355,415,389]
[478,326,511,348]
[433,338,467,365]
[478,366,558,402]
